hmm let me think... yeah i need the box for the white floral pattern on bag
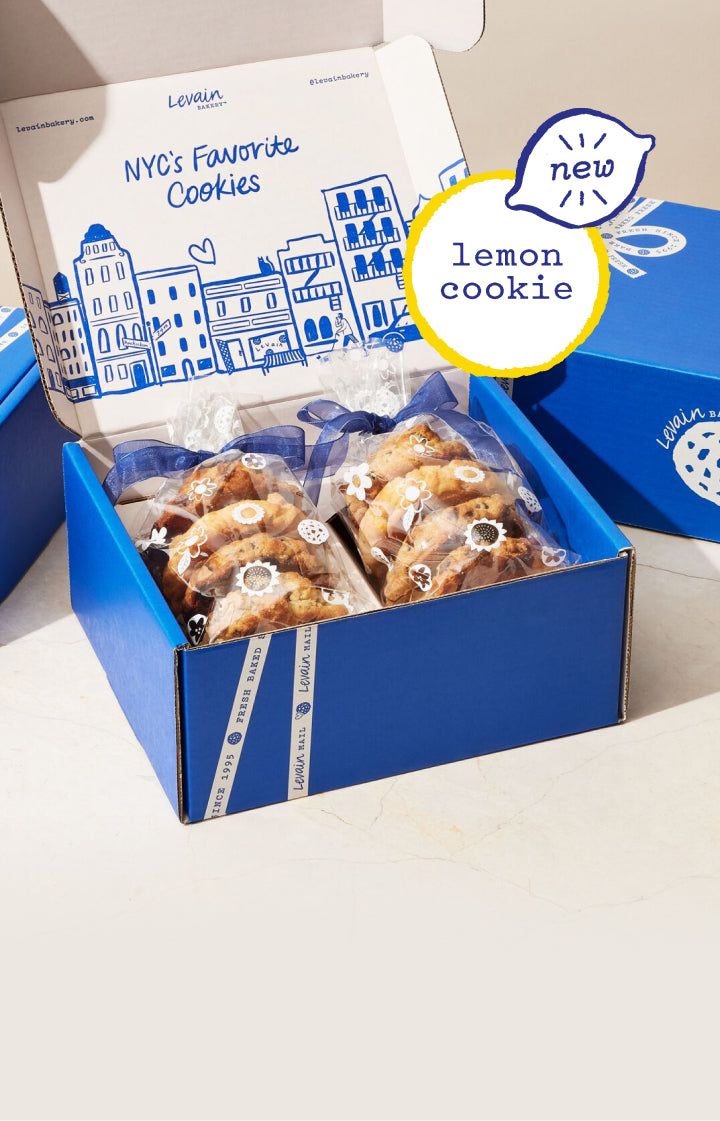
[409,433,430,456]
[135,526,168,552]
[370,546,393,568]
[541,546,567,568]
[518,485,542,514]
[187,613,207,646]
[183,526,206,558]
[344,462,372,503]
[241,453,267,471]
[399,478,432,532]
[235,560,279,597]
[191,478,219,499]
[400,479,431,509]
[231,502,264,526]
[185,527,209,556]
[454,464,485,484]
[321,588,351,608]
[214,404,236,439]
[464,518,507,553]
[409,563,433,592]
[297,518,330,545]
[176,526,209,577]
[184,429,202,451]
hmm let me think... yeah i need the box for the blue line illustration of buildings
[137,264,216,383]
[48,272,99,401]
[204,261,305,374]
[412,157,470,219]
[23,284,62,393]
[277,233,360,356]
[25,170,418,401]
[74,223,154,394]
[439,157,469,191]
[322,174,408,338]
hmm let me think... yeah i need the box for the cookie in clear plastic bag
[143,448,302,539]
[332,410,577,604]
[135,449,360,645]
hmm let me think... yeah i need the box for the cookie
[205,571,350,643]
[368,423,469,484]
[162,494,301,612]
[403,536,547,604]
[190,532,335,599]
[358,458,512,556]
[382,494,524,604]
[153,457,300,538]
[338,422,470,525]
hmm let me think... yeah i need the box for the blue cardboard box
[512,198,720,542]
[64,375,634,822]
[0,1,633,821]
[0,306,67,602]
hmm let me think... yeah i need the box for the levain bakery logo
[656,407,720,508]
[168,86,226,111]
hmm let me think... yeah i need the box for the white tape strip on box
[203,620,320,818]
[0,317,28,354]
[287,624,318,800]
[204,634,272,820]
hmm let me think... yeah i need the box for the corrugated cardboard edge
[617,544,636,723]
[0,192,74,435]
[422,38,472,174]
[174,648,188,822]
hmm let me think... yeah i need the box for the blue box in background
[0,305,68,601]
[513,199,720,542]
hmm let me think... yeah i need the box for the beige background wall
[441,0,717,209]
[0,0,717,304]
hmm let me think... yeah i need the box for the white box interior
[0,1,482,445]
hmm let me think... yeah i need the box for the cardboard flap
[0,117,78,429]
[0,35,466,439]
[0,0,484,102]
[385,0,484,51]
[0,1,475,440]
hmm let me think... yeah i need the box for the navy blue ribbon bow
[103,425,306,505]
[299,371,510,505]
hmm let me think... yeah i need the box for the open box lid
[0,1,484,98]
[0,0,482,442]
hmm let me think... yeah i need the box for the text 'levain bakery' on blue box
[513,198,720,543]
[0,0,634,821]
[0,304,67,601]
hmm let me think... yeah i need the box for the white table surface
[2,524,719,1121]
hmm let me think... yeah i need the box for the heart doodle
[188,237,216,266]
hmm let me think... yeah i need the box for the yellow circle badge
[404,171,609,378]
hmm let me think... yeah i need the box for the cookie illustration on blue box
[672,422,720,507]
